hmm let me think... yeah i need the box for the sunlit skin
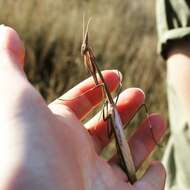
[0,25,166,190]
[167,41,190,126]
[165,36,190,190]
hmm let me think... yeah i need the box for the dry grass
[0,0,168,174]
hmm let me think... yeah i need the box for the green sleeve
[156,0,190,59]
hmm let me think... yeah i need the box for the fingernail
[112,69,123,82]
[0,24,5,28]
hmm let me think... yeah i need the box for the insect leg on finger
[123,103,162,147]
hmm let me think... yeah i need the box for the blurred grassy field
[0,0,168,175]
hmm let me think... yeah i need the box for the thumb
[0,25,28,98]
[0,25,26,85]
[0,25,42,113]
[0,25,25,67]
[133,161,166,190]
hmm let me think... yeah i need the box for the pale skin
[0,25,166,190]
[167,40,190,126]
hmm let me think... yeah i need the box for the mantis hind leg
[143,104,162,147]
[124,103,162,147]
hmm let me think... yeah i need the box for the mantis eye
[81,44,86,55]
[82,44,85,50]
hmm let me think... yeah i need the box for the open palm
[0,25,166,190]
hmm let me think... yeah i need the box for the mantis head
[81,16,92,55]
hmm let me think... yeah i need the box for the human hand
[0,25,166,190]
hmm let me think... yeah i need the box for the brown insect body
[81,18,137,183]
[83,48,98,85]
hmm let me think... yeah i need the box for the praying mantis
[81,18,137,183]
[58,16,159,183]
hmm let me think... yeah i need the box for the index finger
[49,70,121,120]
